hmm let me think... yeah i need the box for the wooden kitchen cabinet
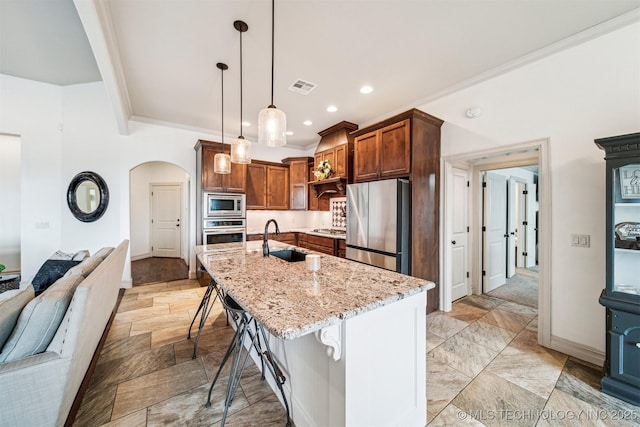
[306,234,337,256]
[245,160,289,210]
[353,119,411,182]
[352,110,443,313]
[282,157,313,210]
[337,239,346,258]
[308,159,330,211]
[248,232,298,245]
[197,140,246,193]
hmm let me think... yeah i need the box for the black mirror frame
[67,171,109,222]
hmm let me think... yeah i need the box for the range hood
[309,121,357,198]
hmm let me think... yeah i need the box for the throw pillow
[63,256,103,278]
[0,285,35,349]
[31,259,81,295]
[72,250,90,261]
[0,275,83,362]
[92,247,114,260]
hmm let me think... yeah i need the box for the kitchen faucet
[263,219,280,257]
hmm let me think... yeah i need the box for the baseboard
[65,288,125,426]
[548,335,605,367]
[120,278,133,289]
[189,270,197,280]
[130,252,151,261]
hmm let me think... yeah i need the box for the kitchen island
[195,240,433,427]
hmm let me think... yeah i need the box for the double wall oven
[203,193,246,245]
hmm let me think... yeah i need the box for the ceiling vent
[288,79,317,95]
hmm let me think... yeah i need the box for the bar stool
[187,267,229,359]
[206,291,292,427]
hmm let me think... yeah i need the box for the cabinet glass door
[613,163,640,295]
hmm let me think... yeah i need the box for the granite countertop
[195,241,434,340]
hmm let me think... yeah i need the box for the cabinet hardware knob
[636,343,640,349]
[451,240,456,245]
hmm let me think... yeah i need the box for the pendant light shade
[214,62,231,174]
[231,20,252,164]
[258,0,286,146]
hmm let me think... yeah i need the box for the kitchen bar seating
[187,267,229,359]
[206,287,292,427]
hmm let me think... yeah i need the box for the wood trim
[65,288,126,426]
[351,109,443,138]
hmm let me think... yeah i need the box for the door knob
[451,240,456,245]
[504,234,509,238]
[176,224,180,227]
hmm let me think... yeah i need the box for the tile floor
[74,281,640,426]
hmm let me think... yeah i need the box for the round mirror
[67,171,109,222]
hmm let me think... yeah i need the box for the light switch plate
[571,234,590,248]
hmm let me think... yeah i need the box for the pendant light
[258,0,286,147]
[214,62,231,174]
[231,20,252,164]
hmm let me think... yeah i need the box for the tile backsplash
[331,197,347,229]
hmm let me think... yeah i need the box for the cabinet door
[313,153,323,176]
[246,163,267,209]
[335,144,347,178]
[267,165,289,210]
[354,131,380,182]
[289,160,308,210]
[226,163,247,193]
[323,149,336,175]
[379,119,411,177]
[202,147,224,192]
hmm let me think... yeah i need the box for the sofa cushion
[92,247,114,260]
[64,256,102,278]
[0,275,83,362]
[32,259,81,295]
[0,285,35,349]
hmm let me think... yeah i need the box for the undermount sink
[270,249,307,262]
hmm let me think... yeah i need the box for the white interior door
[451,168,469,301]
[151,184,182,258]
[507,177,517,277]
[484,172,507,292]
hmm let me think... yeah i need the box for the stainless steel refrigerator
[346,178,410,274]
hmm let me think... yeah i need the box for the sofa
[0,240,129,427]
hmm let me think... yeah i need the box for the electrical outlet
[571,234,590,248]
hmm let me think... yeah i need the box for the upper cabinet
[353,119,411,182]
[283,157,313,210]
[196,140,246,193]
[313,121,358,182]
[246,160,289,210]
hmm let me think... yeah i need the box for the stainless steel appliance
[346,178,410,273]
[203,218,246,245]
[204,193,245,218]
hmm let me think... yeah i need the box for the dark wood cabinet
[352,109,443,313]
[353,119,410,182]
[305,234,337,256]
[282,157,313,210]
[245,161,289,210]
[595,132,640,406]
[197,141,247,193]
[248,232,297,245]
[337,239,346,258]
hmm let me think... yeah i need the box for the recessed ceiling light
[303,120,313,126]
[326,105,338,113]
[286,131,294,136]
[360,85,373,94]
[242,121,251,127]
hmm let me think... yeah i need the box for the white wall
[130,162,190,260]
[422,22,640,353]
[0,134,21,272]
[0,75,63,283]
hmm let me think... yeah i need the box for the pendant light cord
[240,27,244,138]
[270,0,275,107]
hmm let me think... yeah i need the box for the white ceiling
[2,1,639,149]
